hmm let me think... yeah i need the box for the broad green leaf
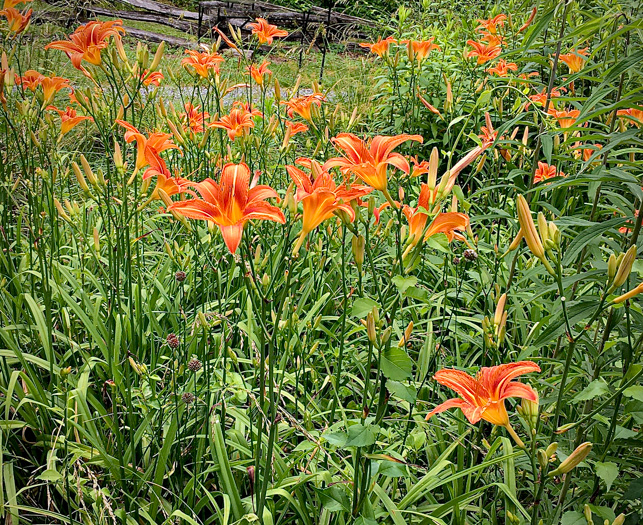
[561,511,585,525]
[344,423,377,447]
[595,462,619,492]
[381,347,414,381]
[351,297,378,318]
[392,275,418,294]
[572,379,610,402]
[387,381,417,403]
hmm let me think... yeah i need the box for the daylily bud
[611,245,637,291]
[545,442,558,458]
[475,154,486,174]
[538,449,548,468]
[366,312,377,344]
[149,41,165,72]
[54,198,71,221]
[380,326,392,345]
[494,293,507,326]
[613,282,643,304]
[399,321,413,347]
[113,141,123,170]
[351,234,365,271]
[520,393,539,429]
[549,442,592,477]
[93,227,100,251]
[537,212,549,243]
[427,147,439,189]
[548,222,560,247]
[80,154,97,186]
[517,195,545,260]
[607,254,617,284]
[72,162,90,193]
[507,229,524,252]
[583,505,592,524]
[114,36,128,62]
[612,514,625,525]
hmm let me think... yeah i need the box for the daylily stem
[504,424,525,449]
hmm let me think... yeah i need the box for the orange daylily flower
[47,106,93,134]
[285,120,308,136]
[466,40,501,64]
[179,102,210,134]
[617,108,643,128]
[281,92,325,122]
[476,14,507,35]
[479,31,505,48]
[528,86,566,108]
[248,18,288,45]
[1,6,31,35]
[115,120,179,175]
[168,162,285,254]
[619,210,639,235]
[486,59,518,77]
[403,185,469,249]
[359,36,396,57]
[40,75,71,105]
[248,60,272,86]
[16,69,44,90]
[208,103,262,141]
[181,48,224,78]
[45,20,125,73]
[548,107,580,129]
[139,160,190,205]
[3,0,32,9]
[533,161,565,184]
[426,361,540,445]
[400,38,441,63]
[559,47,588,74]
[324,133,423,195]
[573,143,602,163]
[141,69,163,87]
[287,158,372,253]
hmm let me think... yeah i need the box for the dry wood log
[116,0,200,20]
[121,25,194,46]
[88,6,196,32]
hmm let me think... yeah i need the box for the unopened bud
[366,311,376,344]
[352,234,365,270]
[549,442,592,477]
[611,245,637,290]
[149,41,165,72]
